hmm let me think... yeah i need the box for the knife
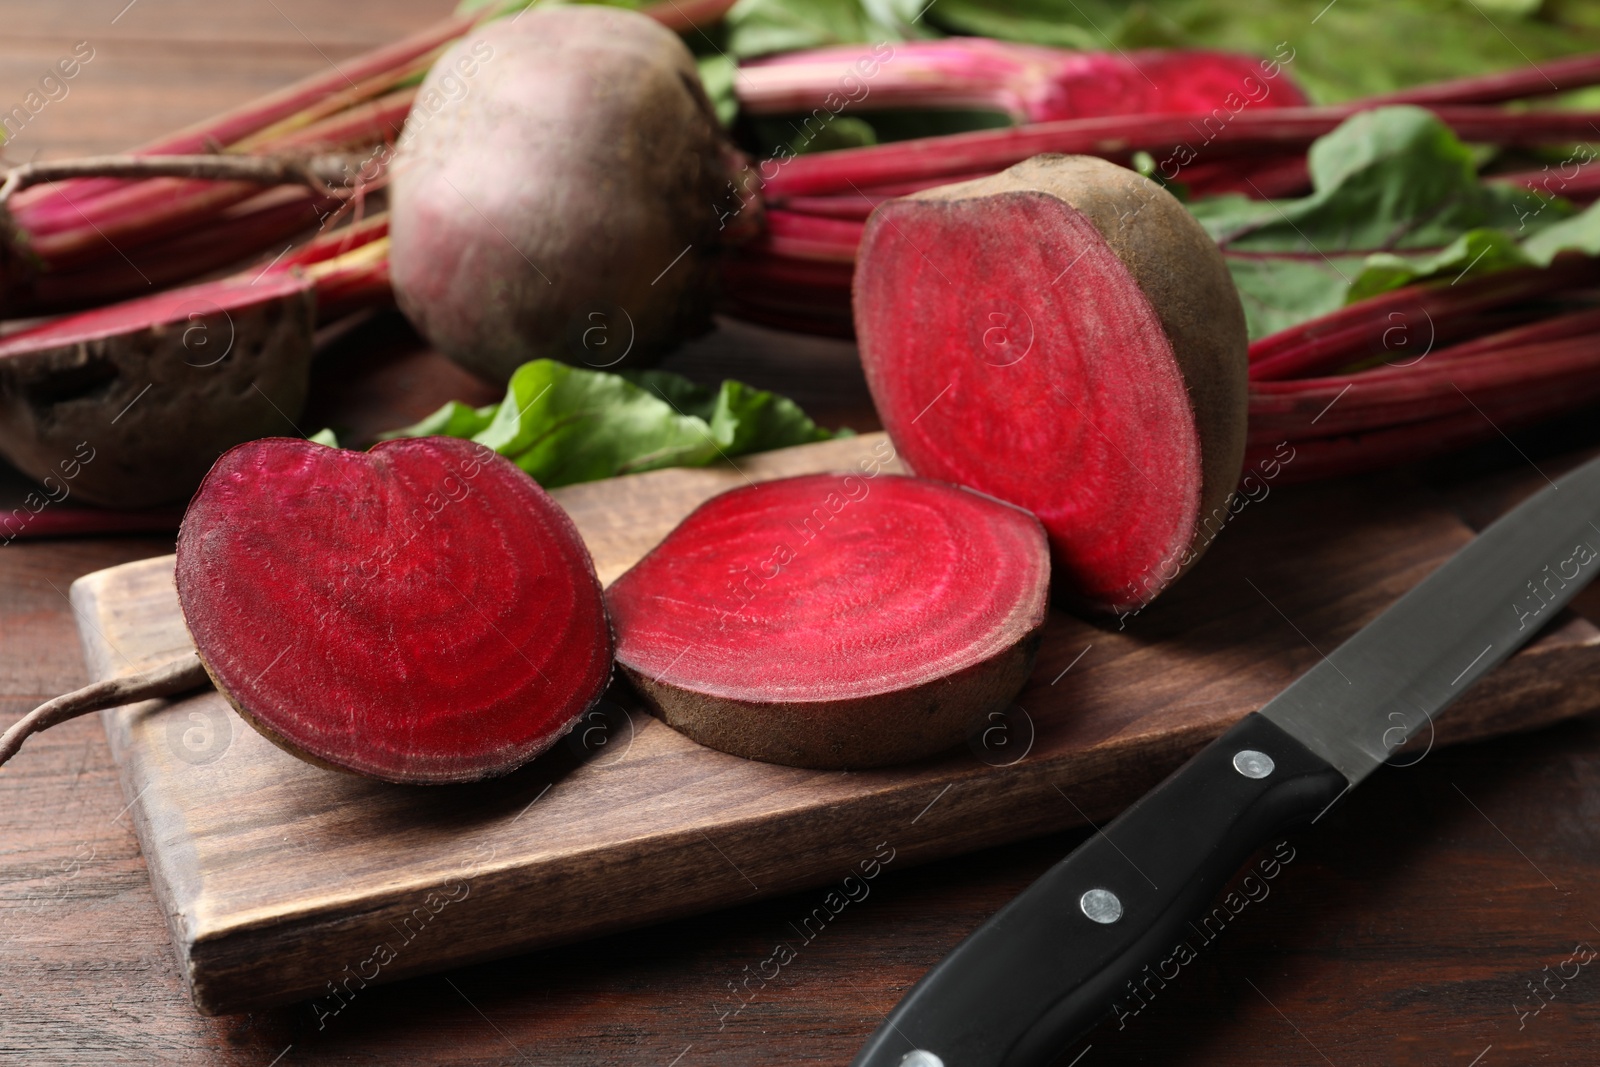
[852,454,1600,1067]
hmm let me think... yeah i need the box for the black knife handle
[852,713,1349,1067]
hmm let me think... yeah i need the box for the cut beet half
[176,436,612,784]
[853,154,1248,615]
[0,273,315,509]
[0,219,393,512]
[606,472,1050,769]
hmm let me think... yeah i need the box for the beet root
[605,473,1050,769]
[390,6,735,383]
[853,155,1248,615]
[176,436,612,784]
[0,273,315,509]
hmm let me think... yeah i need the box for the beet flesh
[390,6,733,382]
[853,155,1248,615]
[176,436,612,784]
[0,273,314,508]
[606,472,1050,769]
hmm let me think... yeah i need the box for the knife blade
[852,454,1600,1067]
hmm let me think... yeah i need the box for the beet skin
[390,6,735,382]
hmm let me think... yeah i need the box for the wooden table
[2,4,1599,1064]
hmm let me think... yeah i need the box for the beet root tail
[0,654,209,769]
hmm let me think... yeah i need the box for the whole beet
[390,6,735,382]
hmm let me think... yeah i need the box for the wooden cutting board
[69,433,1600,1016]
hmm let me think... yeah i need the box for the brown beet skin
[607,473,1051,769]
[854,154,1248,616]
[0,273,314,509]
[176,436,613,784]
[390,6,734,382]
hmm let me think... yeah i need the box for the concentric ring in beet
[176,436,611,784]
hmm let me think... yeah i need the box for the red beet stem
[1246,378,1600,483]
[772,169,1004,219]
[1416,303,1600,363]
[1177,152,1312,197]
[720,250,853,293]
[302,237,394,323]
[24,186,340,315]
[284,211,390,268]
[1363,52,1600,107]
[8,13,475,224]
[1492,160,1600,203]
[1248,334,1600,440]
[21,92,405,273]
[762,106,1600,200]
[737,41,1307,124]
[1245,258,1600,381]
[15,86,408,245]
[760,209,864,262]
[0,503,183,543]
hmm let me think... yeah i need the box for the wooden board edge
[1435,611,1600,748]
[71,573,211,1013]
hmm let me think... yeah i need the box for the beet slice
[176,436,612,784]
[0,273,314,509]
[606,472,1050,769]
[853,154,1247,615]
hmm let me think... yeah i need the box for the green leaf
[921,0,1116,49]
[379,360,836,488]
[1523,198,1600,264]
[1189,107,1553,253]
[1186,106,1583,340]
[1345,228,1531,302]
[621,368,720,418]
[714,378,852,453]
[696,53,741,127]
[723,0,933,59]
[396,399,501,440]
[748,113,880,156]
[1223,254,1370,341]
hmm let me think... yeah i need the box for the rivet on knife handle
[850,713,1347,1067]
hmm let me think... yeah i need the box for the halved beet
[0,273,315,509]
[853,154,1248,615]
[606,472,1050,769]
[175,436,611,784]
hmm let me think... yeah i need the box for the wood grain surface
[3,3,1600,1065]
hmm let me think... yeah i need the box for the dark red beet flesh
[853,156,1248,615]
[176,436,612,784]
[606,472,1050,768]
